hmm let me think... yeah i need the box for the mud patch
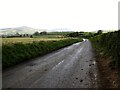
[97,54,119,88]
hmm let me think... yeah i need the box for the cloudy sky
[0,0,119,31]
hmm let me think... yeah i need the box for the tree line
[66,30,103,38]
[2,31,47,38]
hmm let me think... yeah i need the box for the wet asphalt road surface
[3,39,98,88]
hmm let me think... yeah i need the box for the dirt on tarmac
[96,53,119,88]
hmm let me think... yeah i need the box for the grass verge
[2,38,82,69]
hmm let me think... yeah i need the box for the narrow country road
[3,40,98,88]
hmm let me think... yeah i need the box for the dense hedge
[2,39,82,69]
[90,30,120,69]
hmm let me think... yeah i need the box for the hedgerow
[90,30,120,69]
[2,38,82,69]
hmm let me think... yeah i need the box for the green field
[2,37,66,45]
[2,32,77,45]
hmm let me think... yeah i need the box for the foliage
[93,30,103,37]
[90,30,120,69]
[97,30,103,35]
[67,32,79,37]
[66,32,95,38]
[33,31,40,36]
[40,31,47,35]
[33,31,47,36]
[47,32,73,35]
[2,38,82,69]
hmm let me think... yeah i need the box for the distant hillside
[0,26,47,35]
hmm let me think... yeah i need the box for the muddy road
[3,40,98,88]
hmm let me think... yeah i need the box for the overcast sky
[0,0,119,31]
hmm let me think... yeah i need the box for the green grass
[90,30,120,69]
[34,35,58,37]
[2,37,67,45]
[47,32,73,35]
[2,38,83,69]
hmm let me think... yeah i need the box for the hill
[0,26,47,35]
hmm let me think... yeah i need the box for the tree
[30,35,33,38]
[97,30,103,35]
[16,32,20,35]
[40,31,47,35]
[67,32,79,37]
[33,31,40,36]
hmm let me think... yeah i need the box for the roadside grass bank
[2,38,82,69]
[90,30,120,88]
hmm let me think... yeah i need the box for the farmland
[2,32,74,45]
[2,37,66,45]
